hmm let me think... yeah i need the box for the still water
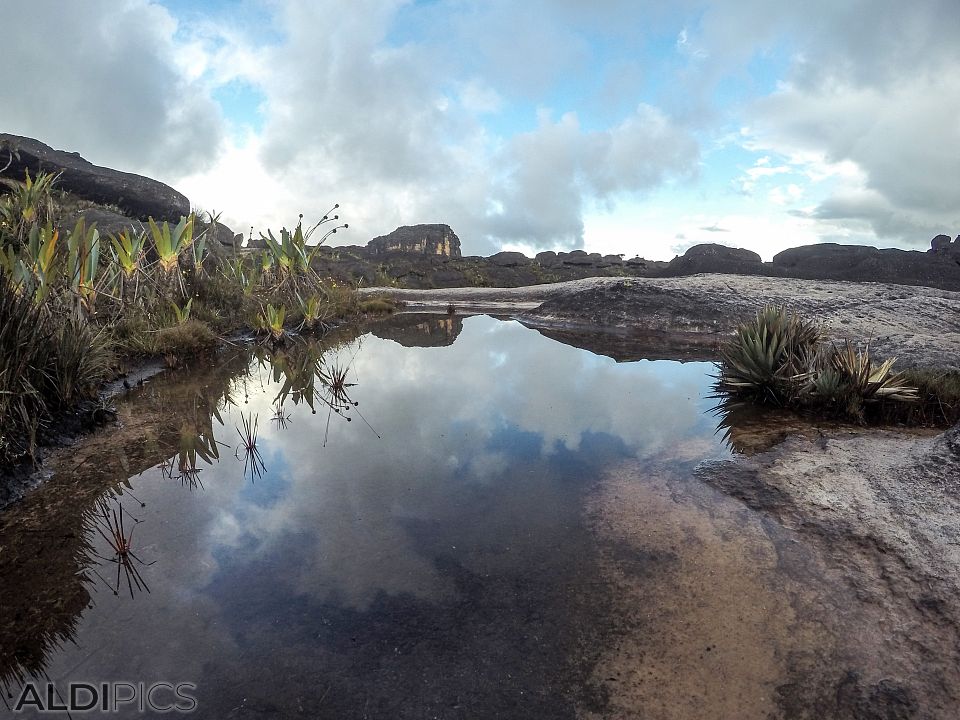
[2,314,734,718]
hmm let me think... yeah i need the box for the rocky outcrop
[661,243,763,277]
[368,224,462,258]
[930,234,960,256]
[0,134,189,222]
[489,251,531,267]
[64,208,144,238]
[771,242,960,289]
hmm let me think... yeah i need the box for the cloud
[479,107,699,250]
[179,2,699,253]
[0,0,225,181]
[749,74,960,244]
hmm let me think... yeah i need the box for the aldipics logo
[11,682,198,714]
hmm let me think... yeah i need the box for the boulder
[488,251,531,267]
[64,208,144,238]
[602,254,624,266]
[535,251,558,266]
[206,220,241,247]
[930,234,954,252]
[368,223,462,258]
[562,250,599,266]
[0,134,189,222]
[661,243,763,277]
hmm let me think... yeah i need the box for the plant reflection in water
[86,497,155,599]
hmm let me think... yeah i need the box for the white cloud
[0,0,225,182]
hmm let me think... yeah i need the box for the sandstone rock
[0,133,189,222]
[535,251,558,266]
[603,254,624,265]
[368,224,462,258]
[660,243,763,277]
[489,251,531,267]
[206,220,241,247]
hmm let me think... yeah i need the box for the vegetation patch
[357,297,397,315]
[713,305,945,425]
[0,171,358,465]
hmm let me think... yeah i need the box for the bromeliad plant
[0,170,58,246]
[257,303,287,343]
[714,305,918,421]
[148,214,195,276]
[66,217,101,316]
[258,210,348,288]
[297,292,332,333]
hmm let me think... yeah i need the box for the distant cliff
[368,224,461,258]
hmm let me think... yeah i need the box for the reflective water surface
[1,314,730,718]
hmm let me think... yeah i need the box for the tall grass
[0,276,112,461]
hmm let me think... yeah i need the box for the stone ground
[366,273,960,369]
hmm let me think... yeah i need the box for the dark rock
[489,251,531,267]
[931,234,954,252]
[602,255,624,265]
[368,224,462,258]
[945,422,960,456]
[535,251,558,266]
[661,243,763,277]
[0,133,189,222]
[64,208,144,238]
[370,313,463,348]
[206,220,240,247]
[563,250,599,266]
[771,243,960,290]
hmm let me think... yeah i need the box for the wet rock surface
[690,422,960,719]
[370,274,960,369]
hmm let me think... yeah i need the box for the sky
[2,0,958,260]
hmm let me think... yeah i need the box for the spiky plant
[257,303,287,343]
[66,217,101,316]
[0,170,58,246]
[807,341,918,418]
[0,275,51,459]
[49,316,113,408]
[716,305,821,405]
[147,214,195,275]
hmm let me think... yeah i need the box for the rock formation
[0,134,189,222]
[368,224,462,258]
[661,244,763,277]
